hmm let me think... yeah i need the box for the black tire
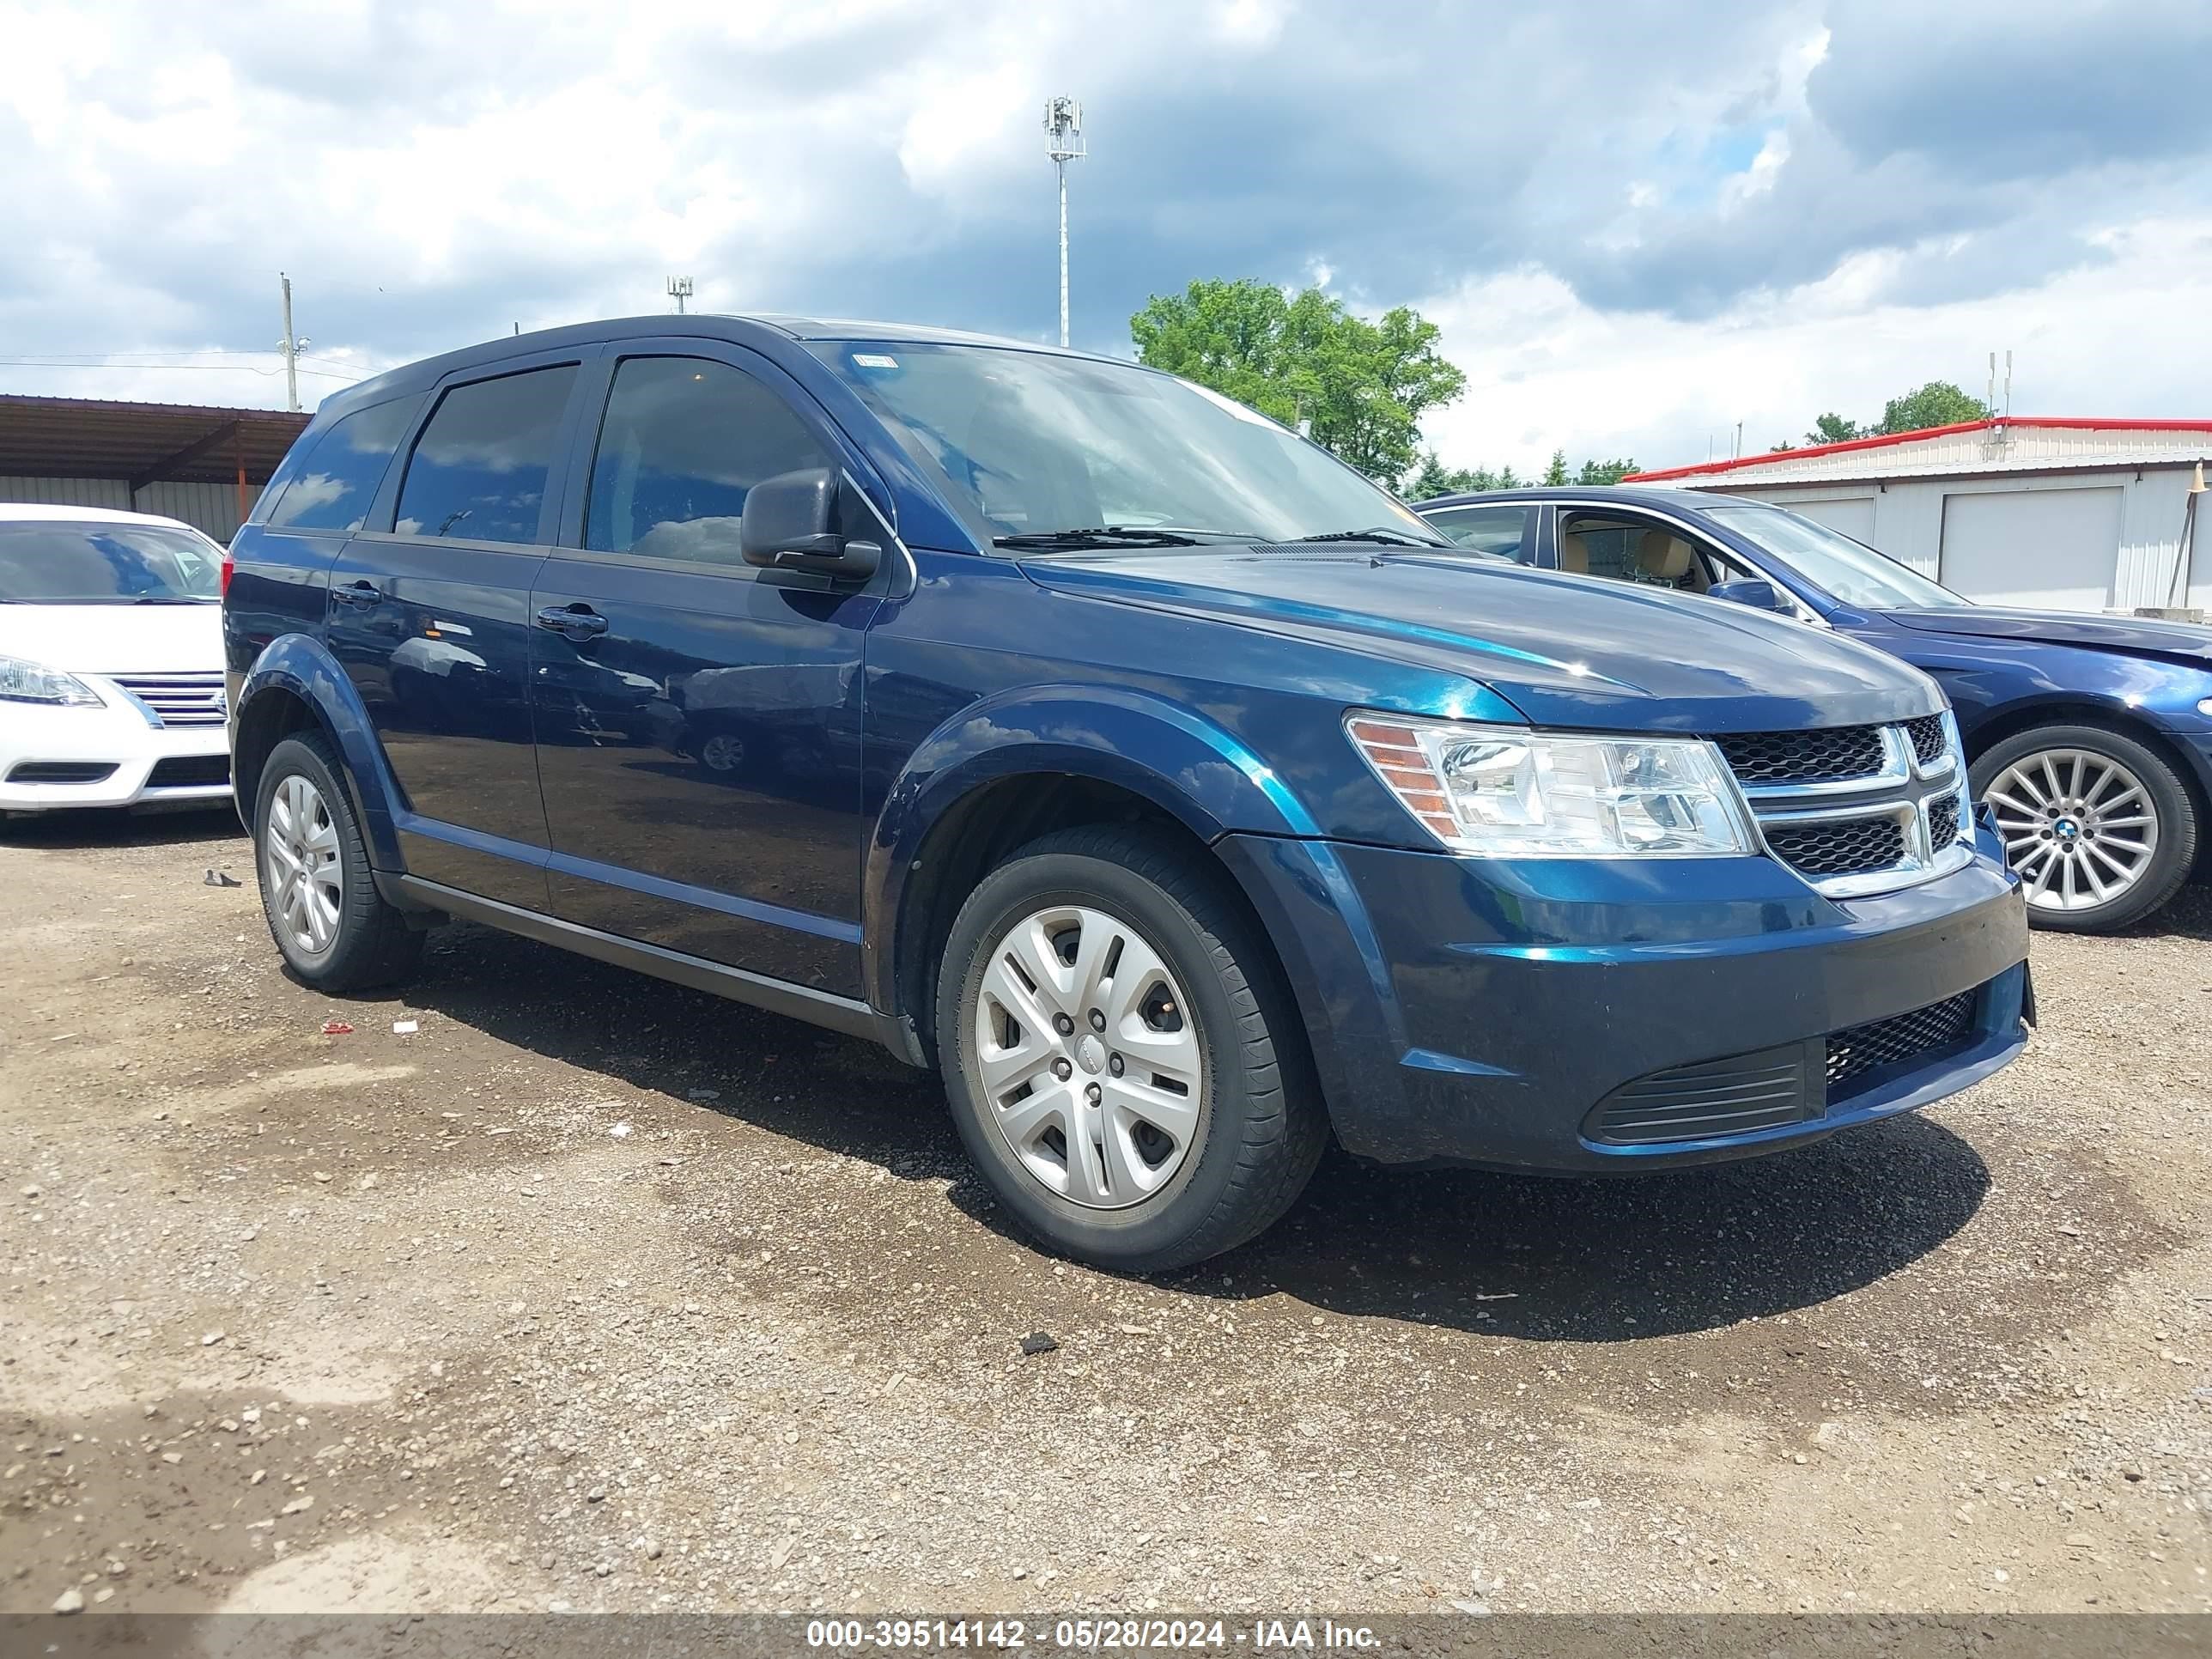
[935,825,1326,1273]
[1972,722,2198,933]
[252,732,424,991]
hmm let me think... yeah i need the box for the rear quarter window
[263,398,416,532]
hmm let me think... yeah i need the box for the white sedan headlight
[0,654,101,707]
[1347,713,1753,858]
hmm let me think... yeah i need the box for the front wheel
[1973,723,2199,933]
[935,825,1325,1273]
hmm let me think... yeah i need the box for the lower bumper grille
[145,754,231,789]
[1587,985,1988,1146]
[1587,1046,1815,1146]
[6,761,118,785]
[1826,991,1977,1097]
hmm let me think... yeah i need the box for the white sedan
[0,504,232,813]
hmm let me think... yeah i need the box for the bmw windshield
[809,341,1444,551]
[1705,503,1966,610]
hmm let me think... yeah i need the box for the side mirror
[1708,578,1784,612]
[740,467,881,582]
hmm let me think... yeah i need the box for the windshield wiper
[994,527,1201,550]
[1291,526,1446,548]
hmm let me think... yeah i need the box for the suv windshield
[1705,504,1966,610]
[0,521,222,604]
[809,341,1443,550]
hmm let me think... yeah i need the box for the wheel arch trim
[234,634,406,870]
[862,683,1322,1020]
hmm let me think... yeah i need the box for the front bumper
[0,698,231,811]
[1218,828,2031,1173]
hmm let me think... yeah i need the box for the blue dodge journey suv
[224,316,2032,1271]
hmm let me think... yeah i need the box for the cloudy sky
[4,0,2210,476]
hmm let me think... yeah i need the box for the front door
[326,356,590,908]
[529,349,880,995]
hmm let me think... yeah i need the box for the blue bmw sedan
[1417,485,2212,932]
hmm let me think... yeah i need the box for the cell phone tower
[1044,98,1085,349]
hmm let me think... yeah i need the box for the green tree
[1575,457,1638,485]
[1769,440,1796,453]
[1131,277,1467,483]
[1542,448,1570,486]
[1806,413,1863,446]
[1875,380,1992,435]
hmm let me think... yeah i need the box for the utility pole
[666,276,694,314]
[1044,98,1085,348]
[276,272,308,414]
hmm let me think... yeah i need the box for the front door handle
[331,580,382,607]
[535,604,610,641]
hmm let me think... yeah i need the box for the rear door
[325,350,596,907]
[527,343,886,996]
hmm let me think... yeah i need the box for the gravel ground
[3,809,2209,1618]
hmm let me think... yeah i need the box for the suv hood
[1881,605,2212,662]
[0,601,223,676]
[1024,550,1941,732]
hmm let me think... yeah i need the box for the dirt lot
[3,809,2209,1618]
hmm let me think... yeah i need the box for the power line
[0,359,364,381]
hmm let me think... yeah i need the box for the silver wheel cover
[1985,747,2159,913]
[969,903,1206,1212]
[263,773,344,956]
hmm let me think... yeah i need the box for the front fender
[236,635,406,870]
[860,683,1322,1013]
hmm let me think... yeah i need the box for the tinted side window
[585,356,832,566]
[265,399,415,532]
[394,365,578,544]
[1425,504,1531,559]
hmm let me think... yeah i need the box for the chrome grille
[1929,793,1961,849]
[112,672,225,727]
[1714,725,1886,785]
[1763,816,1907,877]
[1717,711,1972,899]
[1905,714,1948,767]
[1826,992,1978,1096]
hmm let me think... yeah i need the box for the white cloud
[1418,214,2212,476]
[0,0,2205,460]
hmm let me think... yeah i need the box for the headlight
[1346,713,1753,857]
[2199,697,2212,719]
[0,654,101,707]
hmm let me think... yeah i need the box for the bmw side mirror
[1708,578,1784,612]
[740,467,881,583]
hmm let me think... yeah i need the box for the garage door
[1788,495,1876,545]
[1938,486,2122,611]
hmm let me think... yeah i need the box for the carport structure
[0,395,311,541]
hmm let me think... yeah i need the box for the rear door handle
[331,580,382,607]
[536,604,609,640]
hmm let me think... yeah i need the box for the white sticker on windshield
[1178,377,1283,428]
[851,353,899,369]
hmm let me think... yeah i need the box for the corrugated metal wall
[1698,465,2201,613]
[0,475,266,541]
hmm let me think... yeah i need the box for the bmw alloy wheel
[969,903,1205,1211]
[1984,747,2158,915]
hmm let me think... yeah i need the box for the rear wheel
[1972,723,2197,933]
[253,733,424,990]
[935,825,1324,1273]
